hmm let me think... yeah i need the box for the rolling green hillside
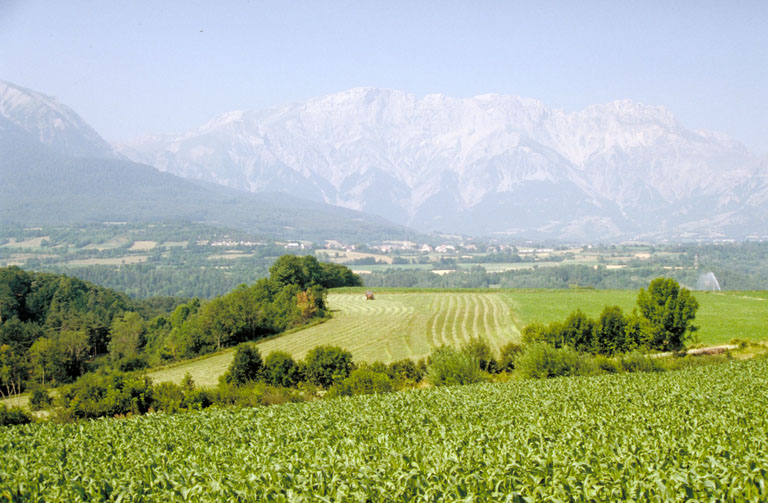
[147,288,768,387]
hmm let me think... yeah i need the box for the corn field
[2,359,767,501]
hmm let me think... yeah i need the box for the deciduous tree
[636,278,699,351]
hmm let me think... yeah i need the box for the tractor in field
[365,291,375,300]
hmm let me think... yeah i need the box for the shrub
[388,359,425,383]
[499,342,523,371]
[302,346,354,388]
[593,354,622,374]
[115,356,148,372]
[152,382,212,413]
[620,351,663,373]
[729,338,749,349]
[560,310,596,352]
[330,368,393,397]
[214,381,302,407]
[260,387,302,406]
[29,387,52,411]
[181,372,195,390]
[657,353,731,371]
[0,404,32,426]
[461,337,495,372]
[514,343,597,379]
[226,343,264,385]
[263,351,301,388]
[521,322,548,344]
[57,371,155,419]
[368,361,389,375]
[595,306,630,354]
[427,346,484,386]
[214,381,267,407]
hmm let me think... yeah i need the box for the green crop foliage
[1,359,767,501]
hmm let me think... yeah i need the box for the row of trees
[15,277,708,424]
[37,344,425,421]
[523,278,699,354]
[223,337,529,396]
[141,256,360,360]
[30,325,695,424]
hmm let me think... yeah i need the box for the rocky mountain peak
[110,88,768,240]
[0,80,115,159]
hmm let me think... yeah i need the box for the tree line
[523,278,699,354]
[362,264,700,290]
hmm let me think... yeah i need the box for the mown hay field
[146,288,768,387]
[148,291,518,387]
[3,359,768,501]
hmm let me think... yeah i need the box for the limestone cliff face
[121,88,765,239]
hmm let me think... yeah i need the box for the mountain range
[121,87,768,240]
[2,78,767,241]
[0,80,414,243]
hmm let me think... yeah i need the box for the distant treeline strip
[363,265,706,290]
[44,264,271,299]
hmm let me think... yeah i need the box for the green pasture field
[508,289,768,345]
[64,255,149,266]
[473,261,574,272]
[0,236,50,249]
[348,260,600,274]
[127,240,157,251]
[145,288,768,387]
[3,359,767,501]
[82,236,131,250]
[344,263,433,273]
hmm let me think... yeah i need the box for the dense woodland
[0,256,361,397]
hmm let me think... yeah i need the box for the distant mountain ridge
[0,80,116,159]
[0,81,415,243]
[121,88,768,240]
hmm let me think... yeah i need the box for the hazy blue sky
[1,1,766,152]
